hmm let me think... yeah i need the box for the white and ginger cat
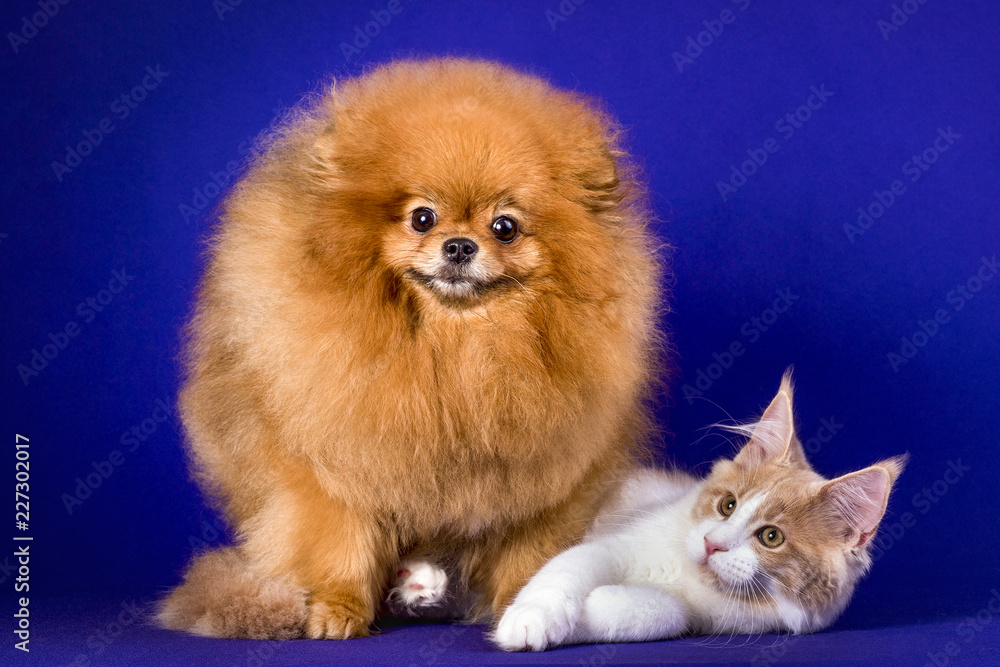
[390,372,906,650]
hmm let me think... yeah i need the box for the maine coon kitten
[391,373,906,650]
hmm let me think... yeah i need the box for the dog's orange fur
[160,58,664,639]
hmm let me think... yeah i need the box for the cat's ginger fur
[158,58,663,639]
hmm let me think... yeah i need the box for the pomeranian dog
[158,58,664,640]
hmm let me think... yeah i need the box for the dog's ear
[568,110,625,215]
[311,108,342,177]
[576,150,623,214]
[528,90,626,216]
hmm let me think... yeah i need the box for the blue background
[2,1,999,665]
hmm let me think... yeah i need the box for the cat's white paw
[493,597,575,652]
[386,559,448,616]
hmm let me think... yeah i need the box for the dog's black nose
[443,237,478,264]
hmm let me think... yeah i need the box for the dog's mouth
[405,268,511,305]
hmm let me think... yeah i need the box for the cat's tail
[156,546,308,639]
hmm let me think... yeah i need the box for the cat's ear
[819,454,908,547]
[735,370,798,468]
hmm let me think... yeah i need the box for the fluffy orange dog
[159,58,664,639]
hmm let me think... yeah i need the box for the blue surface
[2,0,999,664]
[5,595,1000,666]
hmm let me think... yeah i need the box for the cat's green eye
[759,526,785,548]
[718,493,737,517]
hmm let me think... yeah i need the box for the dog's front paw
[387,559,449,616]
[306,591,372,639]
[493,596,576,651]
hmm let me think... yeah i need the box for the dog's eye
[411,208,436,233]
[491,216,518,243]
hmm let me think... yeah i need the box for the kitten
[392,372,906,651]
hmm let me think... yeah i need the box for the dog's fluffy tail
[156,546,308,639]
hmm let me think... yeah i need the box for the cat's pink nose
[705,537,728,557]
